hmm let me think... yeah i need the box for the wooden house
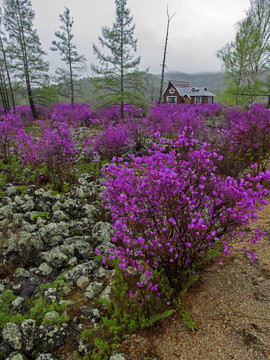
[162,80,215,104]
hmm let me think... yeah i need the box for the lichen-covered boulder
[6,186,19,198]
[41,248,69,269]
[21,197,35,212]
[38,222,69,248]
[2,323,22,351]
[36,263,53,277]
[0,203,17,221]
[92,221,114,244]
[51,210,69,222]
[34,190,57,213]
[19,319,36,352]
[60,199,81,218]
[33,323,69,354]
[5,231,44,266]
[63,260,98,287]
[77,173,95,186]
[80,306,100,322]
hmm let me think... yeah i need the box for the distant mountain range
[76,71,227,105]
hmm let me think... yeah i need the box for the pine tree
[91,0,146,118]
[51,7,87,106]
[0,8,15,113]
[3,0,49,118]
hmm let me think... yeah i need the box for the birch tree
[217,0,270,104]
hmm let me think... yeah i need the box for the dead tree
[158,6,176,104]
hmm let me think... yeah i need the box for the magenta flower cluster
[0,112,24,163]
[19,120,78,190]
[102,130,270,303]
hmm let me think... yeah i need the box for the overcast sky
[29,0,251,76]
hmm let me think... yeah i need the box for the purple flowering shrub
[102,132,270,304]
[19,121,78,191]
[147,104,207,140]
[51,103,96,127]
[95,104,145,121]
[92,123,134,160]
[213,104,270,178]
[0,112,24,163]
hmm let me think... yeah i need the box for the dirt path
[117,205,270,360]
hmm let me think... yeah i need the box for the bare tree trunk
[16,0,38,118]
[0,68,10,112]
[69,60,74,107]
[120,12,124,119]
[0,35,15,111]
[158,6,176,105]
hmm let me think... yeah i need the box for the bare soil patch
[117,205,270,360]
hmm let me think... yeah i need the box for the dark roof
[175,86,215,98]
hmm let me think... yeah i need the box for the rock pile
[0,173,125,360]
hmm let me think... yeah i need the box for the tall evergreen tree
[3,0,49,118]
[0,8,15,112]
[51,7,87,106]
[91,0,146,118]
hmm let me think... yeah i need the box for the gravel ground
[117,205,270,360]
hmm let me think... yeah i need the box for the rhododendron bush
[102,131,270,303]
[212,104,270,178]
[18,121,78,191]
[0,112,24,163]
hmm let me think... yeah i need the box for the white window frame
[195,96,201,104]
[208,97,212,103]
[167,96,177,104]
[169,87,175,94]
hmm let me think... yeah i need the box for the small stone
[84,282,103,301]
[43,288,58,303]
[37,263,53,276]
[35,354,57,360]
[76,276,89,289]
[5,352,26,360]
[13,268,27,277]
[11,297,24,309]
[99,285,111,301]
[80,306,100,322]
[109,354,126,360]
[67,257,77,267]
[43,311,59,322]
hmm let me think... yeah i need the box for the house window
[167,96,177,104]
[169,87,175,94]
[195,96,201,104]
[208,97,212,103]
